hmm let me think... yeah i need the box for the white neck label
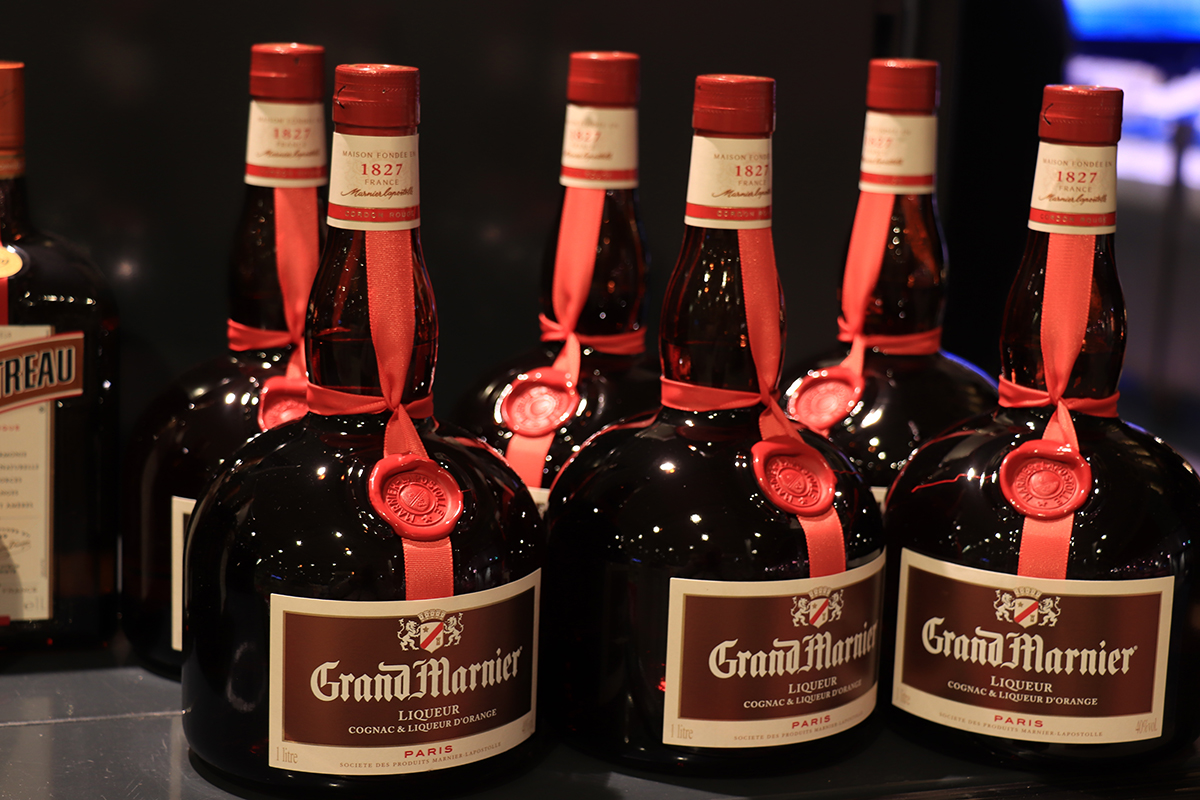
[684,136,772,230]
[560,105,638,189]
[245,101,328,188]
[327,133,420,231]
[1028,142,1117,235]
[858,111,936,194]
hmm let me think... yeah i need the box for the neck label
[245,101,328,187]
[662,555,883,748]
[859,111,936,194]
[684,136,772,229]
[1028,143,1117,234]
[327,133,420,231]
[268,570,539,775]
[893,549,1171,744]
[560,105,638,189]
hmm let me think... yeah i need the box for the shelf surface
[1,640,1196,799]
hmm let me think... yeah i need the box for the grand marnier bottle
[182,64,543,795]
[0,61,120,649]
[782,59,994,504]
[886,86,1200,767]
[122,43,326,674]
[544,75,883,774]
[452,52,658,509]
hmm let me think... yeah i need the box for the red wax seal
[500,368,579,437]
[786,367,864,431]
[368,454,463,540]
[751,437,836,516]
[257,376,309,431]
[999,440,1092,520]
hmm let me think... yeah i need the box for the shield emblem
[808,597,832,628]
[419,620,446,652]
[1013,598,1039,628]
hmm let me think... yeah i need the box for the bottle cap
[567,51,639,105]
[866,58,938,113]
[693,74,775,135]
[1038,85,1123,145]
[333,64,419,129]
[0,62,24,151]
[249,43,325,102]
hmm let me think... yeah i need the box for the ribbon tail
[403,539,455,600]
[1017,516,1074,580]
[799,507,847,578]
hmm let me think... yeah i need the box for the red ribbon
[538,313,644,355]
[835,318,942,356]
[505,187,607,488]
[228,319,292,351]
[663,229,847,578]
[1001,233,1108,580]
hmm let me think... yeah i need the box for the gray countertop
[1,640,1196,799]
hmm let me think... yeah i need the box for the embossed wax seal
[751,437,836,516]
[500,367,579,437]
[257,376,310,431]
[999,440,1092,520]
[787,366,864,431]
[368,453,463,540]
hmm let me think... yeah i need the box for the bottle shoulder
[546,410,882,577]
[5,233,119,319]
[886,410,1200,579]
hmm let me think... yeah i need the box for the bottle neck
[227,184,289,332]
[1000,230,1124,398]
[540,101,646,338]
[0,173,34,243]
[854,108,944,336]
[660,226,781,393]
[306,122,433,399]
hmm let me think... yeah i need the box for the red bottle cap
[333,64,420,129]
[1038,85,1123,145]
[249,43,325,102]
[866,58,938,113]
[568,51,639,106]
[693,74,775,135]
[0,62,25,151]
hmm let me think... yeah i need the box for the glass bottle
[122,43,326,674]
[0,61,120,649]
[782,59,995,504]
[182,64,543,796]
[886,85,1200,768]
[544,75,883,774]
[451,52,658,510]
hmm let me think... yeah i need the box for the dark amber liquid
[451,188,658,486]
[122,184,303,673]
[0,176,119,650]
[884,407,1200,767]
[181,413,544,794]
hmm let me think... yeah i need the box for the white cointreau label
[327,133,419,231]
[1028,142,1117,235]
[268,570,539,775]
[858,111,936,195]
[894,549,1172,744]
[559,104,638,189]
[244,101,328,188]
[684,136,771,230]
[0,326,84,622]
[662,556,884,748]
[170,495,197,652]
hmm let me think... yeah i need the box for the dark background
[3,1,1068,445]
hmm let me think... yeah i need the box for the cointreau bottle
[782,59,995,505]
[544,75,883,774]
[182,64,543,795]
[887,86,1200,767]
[122,43,326,674]
[451,51,657,510]
[0,61,120,649]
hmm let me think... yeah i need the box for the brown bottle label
[662,555,884,748]
[268,570,539,775]
[893,549,1172,744]
[0,331,84,413]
